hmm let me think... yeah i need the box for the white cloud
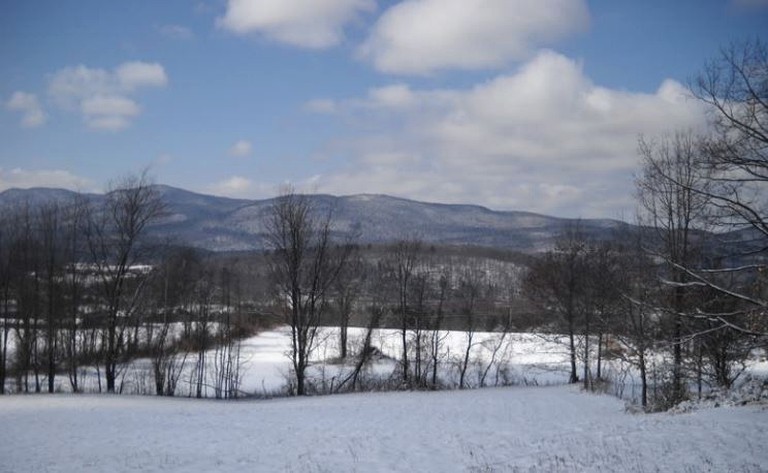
[49,66,113,107]
[158,24,194,40]
[48,61,167,130]
[216,0,375,48]
[229,139,253,157]
[115,62,168,90]
[6,91,47,128]
[360,0,590,74]
[80,95,140,116]
[0,168,91,191]
[367,84,416,108]
[306,51,709,217]
[80,95,141,130]
[207,176,254,197]
[204,175,328,199]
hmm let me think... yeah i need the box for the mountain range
[0,185,629,253]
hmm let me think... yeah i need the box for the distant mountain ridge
[0,185,629,253]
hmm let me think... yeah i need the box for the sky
[1,0,767,219]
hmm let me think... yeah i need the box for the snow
[6,325,765,403]
[1,385,766,472]
[235,327,575,395]
[3,326,767,471]
[3,326,574,396]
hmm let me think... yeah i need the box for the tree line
[0,177,528,397]
[523,39,768,409]
[0,174,260,397]
[0,40,765,409]
[269,40,767,407]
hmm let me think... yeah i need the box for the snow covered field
[147,326,768,401]
[7,325,766,403]
[3,326,767,471]
[5,326,579,396]
[2,385,766,472]
[234,326,577,395]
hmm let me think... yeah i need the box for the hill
[0,185,629,252]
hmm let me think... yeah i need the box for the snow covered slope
[1,386,765,472]
[0,186,625,252]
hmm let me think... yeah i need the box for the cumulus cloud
[115,62,168,90]
[0,168,91,191]
[207,176,254,197]
[204,175,327,199]
[80,95,141,131]
[229,139,253,157]
[360,0,590,74]
[306,51,708,217]
[48,61,167,130]
[366,84,417,108]
[216,0,375,48]
[6,92,47,128]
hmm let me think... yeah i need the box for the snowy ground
[8,326,579,396]
[8,325,767,402]
[235,326,577,396]
[175,326,768,401]
[3,327,767,471]
[1,385,766,472]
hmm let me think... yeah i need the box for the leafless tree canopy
[266,188,352,395]
[83,172,166,393]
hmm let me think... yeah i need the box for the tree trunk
[639,350,647,409]
[106,319,117,393]
[596,332,603,381]
[340,325,348,360]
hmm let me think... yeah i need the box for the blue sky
[2,0,767,218]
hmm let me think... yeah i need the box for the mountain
[0,187,100,207]
[0,185,629,253]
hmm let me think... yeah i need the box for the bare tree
[680,39,768,334]
[150,247,199,396]
[63,193,88,393]
[83,172,165,393]
[480,271,519,388]
[624,41,768,404]
[333,248,364,360]
[213,265,245,399]
[386,238,421,384]
[410,268,431,386]
[580,241,625,389]
[610,227,659,409]
[479,311,513,388]
[192,268,215,399]
[457,265,483,389]
[636,131,711,400]
[0,207,15,394]
[151,259,177,396]
[10,203,43,393]
[524,226,589,384]
[266,189,351,395]
[333,267,387,393]
[38,201,64,393]
[696,284,754,389]
[430,264,452,388]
